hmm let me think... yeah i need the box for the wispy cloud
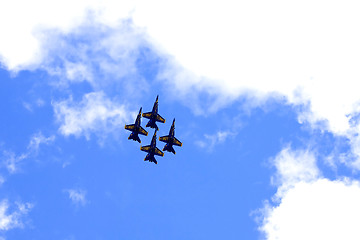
[53,91,134,140]
[27,132,55,153]
[195,130,234,151]
[0,176,5,186]
[42,21,148,94]
[0,199,33,231]
[1,132,55,174]
[1,151,27,174]
[64,189,87,207]
[22,98,46,112]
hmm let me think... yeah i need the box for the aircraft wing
[156,114,166,123]
[154,147,164,157]
[142,112,152,119]
[159,135,170,143]
[125,124,135,131]
[173,137,182,147]
[139,126,148,136]
[140,145,151,153]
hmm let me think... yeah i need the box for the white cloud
[41,21,147,93]
[2,1,360,166]
[0,0,134,71]
[259,147,360,240]
[132,1,360,127]
[134,1,360,168]
[261,179,360,240]
[270,147,320,199]
[1,1,360,128]
[64,189,87,206]
[53,91,134,139]
[0,199,33,231]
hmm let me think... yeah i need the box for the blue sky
[0,66,301,239]
[1,1,360,240]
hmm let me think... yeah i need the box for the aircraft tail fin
[144,154,157,164]
[146,120,159,130]
[128,133,141,143]
[163,144,176,154]
[155,113,165,123]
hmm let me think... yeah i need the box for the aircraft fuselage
[142,95,165,130]
[124,107,148,143]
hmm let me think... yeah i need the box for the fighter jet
[159,118,182,154]
[142,95,165,130]
[124,107,148,143]
[140,130,164,164]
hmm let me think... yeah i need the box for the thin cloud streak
[1,132,55,174]
[195,130,234,152]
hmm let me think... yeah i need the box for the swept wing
[138,126,148,136]
[124,124,135,131]
[142,112,152,119]
[154,147,164,156]
[159,136,170,142]
[140,145,151,153]
[155,114,166,123]
[159,135,182,147]
[173,137,182,147]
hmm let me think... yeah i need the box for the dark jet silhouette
[140,130,164,164]
[124,107,148,143]
[142,95,165,130]
[159,118,182,154]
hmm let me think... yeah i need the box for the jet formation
[124,95,182,164]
